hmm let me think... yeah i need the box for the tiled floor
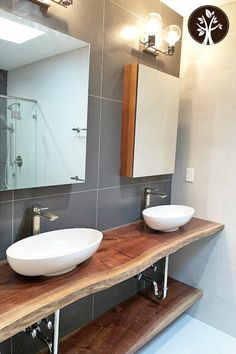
[138,314,236,354]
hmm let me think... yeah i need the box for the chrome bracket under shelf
[23,309,60,354]
[136,255,169,300]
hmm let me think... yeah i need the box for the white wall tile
[172,1,236,337]
[219,226,236,266]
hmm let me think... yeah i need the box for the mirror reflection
[0,10,90,191]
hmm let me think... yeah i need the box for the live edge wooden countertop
[0,218,224,342]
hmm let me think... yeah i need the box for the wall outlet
[29,0,51,7]
[186,168,195,183]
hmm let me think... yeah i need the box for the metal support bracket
[136,255,170,299]
[23,309,60,354]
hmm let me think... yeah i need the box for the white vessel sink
[6,228,103,277]
[142,205,195,232]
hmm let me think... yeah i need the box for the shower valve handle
[72,127,87,133]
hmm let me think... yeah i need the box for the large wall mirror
[121,64,180,178]
[0,9,90,191]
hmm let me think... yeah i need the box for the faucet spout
[32,205,58,235]
[144,187,167,209]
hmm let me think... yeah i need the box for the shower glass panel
[0,95,37,190]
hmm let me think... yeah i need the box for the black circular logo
[188,5,229,45]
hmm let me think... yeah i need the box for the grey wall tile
[99,98,133,188]
[60,295,93,337]
[148,180,172,207]
[12,332,46,354]
[102,1,155,101]
[0,339,11,354]
[0,189,12,204]
[97,183,146,230]
[94,278,140,318]
[0,201,12,260]
[13,190,97,242]
[98,99,123,188]
[102,1,183,101]
[97,180,171,230]
[98,98,151,188]
[111,0,161,18]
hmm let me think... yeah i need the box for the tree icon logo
[188,5,229,45]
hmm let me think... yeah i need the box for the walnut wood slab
[39,278,203,354]
[0,218,223,342]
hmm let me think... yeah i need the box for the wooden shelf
[39,278,202,354]
[0,218,223,342]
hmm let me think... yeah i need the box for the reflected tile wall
[0,1,183,353]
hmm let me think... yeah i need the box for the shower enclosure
[0,95,37,190]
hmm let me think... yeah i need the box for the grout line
[149,179,172,185]
[2,179,172,204]
[12,188,98,203]
[89,94,123,103]
[109,0,145,21]
[95,0,106,228]
[0,198,13,205]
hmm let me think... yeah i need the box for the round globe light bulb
[163,25,181,46]
[145,12,163,35]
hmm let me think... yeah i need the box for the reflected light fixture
[29,0,73,8]
[140,12,181,56]
[52,0,73,7]
[0,17,45,44]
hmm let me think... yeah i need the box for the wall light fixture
[140,13,181,56]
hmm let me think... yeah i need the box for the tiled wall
[170,1,236,338]
[0,0,182,352]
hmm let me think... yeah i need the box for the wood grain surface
[120,63,138,177]
[39,278,202,354]
[0,218,223,342]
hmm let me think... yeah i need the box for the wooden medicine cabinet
[120,63,180,178]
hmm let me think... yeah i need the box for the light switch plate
[186,168,195,183]
[29,0,51,7]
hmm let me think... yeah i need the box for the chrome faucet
[32,205,59,235]
[144,188,167,209]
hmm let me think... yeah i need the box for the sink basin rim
[142,205,195,219]
[6,228,103,261]
[142,205,195,232]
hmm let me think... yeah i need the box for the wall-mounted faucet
[32,205,59,235]
[144,187,167,209]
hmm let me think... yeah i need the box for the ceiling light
[0,17,45,44]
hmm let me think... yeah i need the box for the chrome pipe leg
[162,255,169,300]
[53,309,60,354]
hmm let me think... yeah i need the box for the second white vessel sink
[142,205,195,232]
[6,228,103,277]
